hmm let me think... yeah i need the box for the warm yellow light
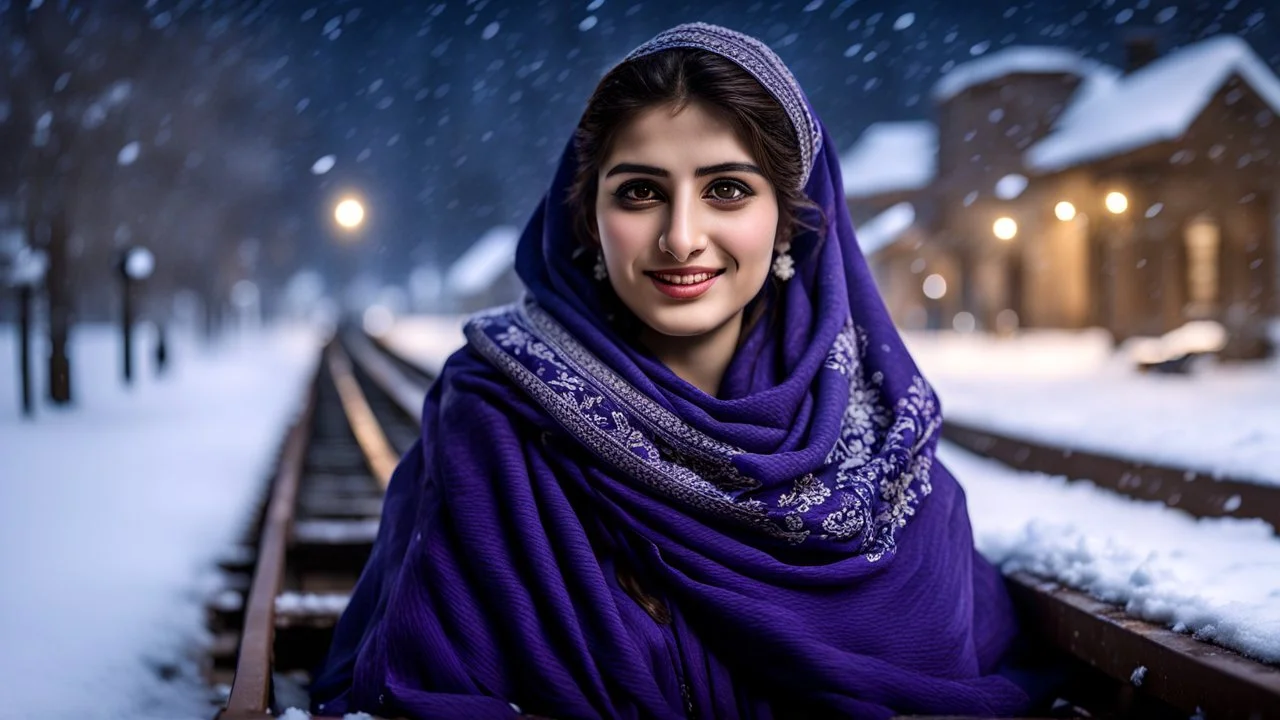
[1105,191,1128,215]
[993,216,1018,241]
[335,198,366,229]
[1054,201,1077,221]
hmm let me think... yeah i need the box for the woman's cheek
[599,211,649,270]
[726,213,777,277]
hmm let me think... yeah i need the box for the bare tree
[1,1,310,400]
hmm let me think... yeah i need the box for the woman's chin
[635,310,737,340]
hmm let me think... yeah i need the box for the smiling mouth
[644,269,726,285]
[643,268,726,300]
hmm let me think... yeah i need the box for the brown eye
[614,181,662,205]
[708,180,749,201]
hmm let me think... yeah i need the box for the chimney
[1124,29,1161,74]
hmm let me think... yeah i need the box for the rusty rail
[217,349,322,719]
[939,420,1280,716]
[1007,572,1280,719]
[343,330,429,419]
[326,342,399,489]
[214,334,433,720]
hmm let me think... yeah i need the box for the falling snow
[994,174,1028,200]
[117,141,140,166]
[311,155,336,175]
[4,4,1280,718]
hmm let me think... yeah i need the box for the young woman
[311,23,1033,719]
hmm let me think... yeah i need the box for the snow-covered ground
[910,329,1280,662]
[947,443,1280,663]
[378,314,468,376]
[0,323,321,720]
[905,329,1280,487]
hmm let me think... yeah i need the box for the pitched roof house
[844,34,1280,358]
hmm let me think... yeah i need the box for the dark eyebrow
[605,163,667,178]
[604,162,765,179]
[695,162,764,177]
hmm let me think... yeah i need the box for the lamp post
[332,195,368,325]
[118,246,155,385]
[11,247,47,417]
[922,273,947,330]
[992,216,1021,332]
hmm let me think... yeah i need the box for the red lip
[644,268,725,300]
[645,266,722,276]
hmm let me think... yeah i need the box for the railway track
[205,331,1280,719]
[208,329,430,719]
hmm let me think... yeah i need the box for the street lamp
[334,197,366,230]
[10,246,47,417]
[119,246,155,385]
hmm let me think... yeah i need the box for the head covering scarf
[312,22,1031,719]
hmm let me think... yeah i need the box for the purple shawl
[312,23,1030,719]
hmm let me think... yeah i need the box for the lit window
[1184,216,1220,311]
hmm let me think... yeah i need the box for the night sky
[277,0,1278,289]
[14,1,1280,306]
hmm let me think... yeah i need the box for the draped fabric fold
[311,22,1031,720]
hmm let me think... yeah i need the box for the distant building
[445,225,522,312]
[845,34,1280,358]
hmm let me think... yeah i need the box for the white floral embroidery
[777,473,831,513]
[823,320,858,375]
[466,300,936,555]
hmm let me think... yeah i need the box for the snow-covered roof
[1028,35,1280,172]
[840,122,936,199]
[445,225,520,297]
[855,202,916,256]
[933,46,1119,103]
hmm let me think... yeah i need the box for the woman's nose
[659,194,706,263]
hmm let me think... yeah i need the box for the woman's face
[595,100,780,340]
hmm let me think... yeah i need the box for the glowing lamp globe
[335,198,366,229]
[993,217,1018,241]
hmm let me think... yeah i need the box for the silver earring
[593,249,608,281]
[772,240,795,281]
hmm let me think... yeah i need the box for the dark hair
[567,48,822,256]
